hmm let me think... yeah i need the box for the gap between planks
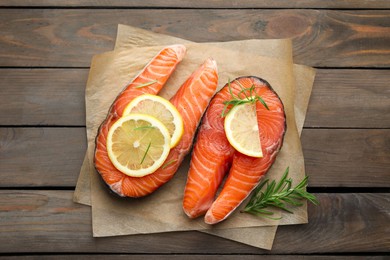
[0,191,388,254]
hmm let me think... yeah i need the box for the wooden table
[1,1,389,258]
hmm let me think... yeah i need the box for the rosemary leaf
[140,142,152,164]
[161,159,178,169]
[243,167,319,218]
[228,79,234,98]
[257,96,270,110]
[236,81,250,100]
[134,80,158,89]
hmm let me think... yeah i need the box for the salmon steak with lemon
[183,76,286,224]
[94,44,219,197]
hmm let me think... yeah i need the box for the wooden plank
[0,128,86,187]
[0,256,387,260]
[0,69,87,126]
[0,128,389,187]
[0,9,389,67]
[273,193,390,253]
[1,0,390,9]
[304,69,390,128]
[303,129,390,187]
[0,191,388,253]
[1,69,389,128]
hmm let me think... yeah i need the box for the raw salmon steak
[94,44,186,196]
[94,48,219,197]
[183,76,286,224]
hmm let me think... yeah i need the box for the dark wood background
[0,1,389,258]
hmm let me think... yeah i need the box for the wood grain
[303,129,390,187]
[0,128,388,187]
[1,69,389,128]
[0,256,387,260]
[273,193,390,253]
[0,69,87,126]
[0,191,388,253]
[0,128,86,187]
[0,1,388,258]
[304,69,390,128]
[0,9,389,67]
[1,0,390,9]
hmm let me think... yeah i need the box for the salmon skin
[183,76,286,224]
[94,48,219,197]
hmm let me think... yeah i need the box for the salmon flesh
[183,76,286,224]
[94,45,219,197]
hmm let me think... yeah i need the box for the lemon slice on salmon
[107,114,171,177]
[224,103,263,158]
[123,94,184,148]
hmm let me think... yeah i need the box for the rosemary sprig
[161,159,178,169]
[243,167,319,218]
[140,142,152,164]
[221,79,269,117]
[134,80,158,89]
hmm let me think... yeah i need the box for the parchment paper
[75,24,314,250]
[114,25,314,136]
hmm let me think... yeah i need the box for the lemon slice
[123,94,184,148]
[224,103,263,158]
[107,114,171,177]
